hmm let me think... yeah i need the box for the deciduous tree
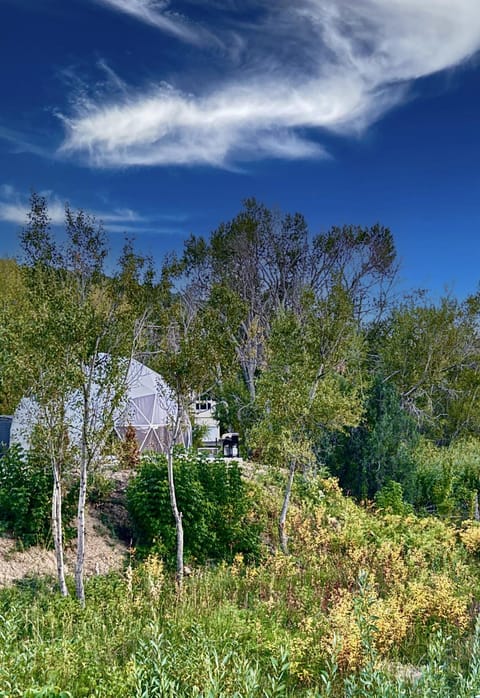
[377,294,480,442]
[251,288,365,553]
[19,193,148,602]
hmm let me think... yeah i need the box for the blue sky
[0,0,479,299]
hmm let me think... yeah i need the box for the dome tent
[113,358,192,452]
[10,357,191,455]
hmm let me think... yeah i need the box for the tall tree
[19,194,148,603]
[251,288,365,553]
[18,194,79,595]
[144,288,215,589]
[0,259,31,414]
[168,200,397,443]
[310,223,398,321]
[323,374,420,500]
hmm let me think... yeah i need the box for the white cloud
[0,186,183,234]
[0,201,42,226]
[0,125,53,159]
[62,0,480,168]
[97,59,129,95]
[0,184,16,199]
[94,0,215,45]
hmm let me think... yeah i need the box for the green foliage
[127,451,261,564]
[377,294,480,442]
[213,375,258,443]
[251,300,364,470]
[323,375,419,501]
[191,422,209,450]
[1,475,480,696]
[86,471,115,506]
[375,481,413,516]
[0,445,51,546]
[413,438,480,520]
[334,577,480,698]
[0,259,32,414]
[24,687,72,698]
[0,528,476,696]
[132,633,291,697]
[4,196,480,694]
[0,445,76,547]
[17,192,153,600]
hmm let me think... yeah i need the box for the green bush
[87,471,115,506]
[127,450,261,564]
[374,480,413,515]
[0,444,76,547]
[413,438,480,520]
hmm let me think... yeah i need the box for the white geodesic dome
[10,357,191,455]
[113,358,192,452]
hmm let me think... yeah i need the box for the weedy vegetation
[2,470,480,697]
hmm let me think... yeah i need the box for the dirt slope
[0,509,127,587]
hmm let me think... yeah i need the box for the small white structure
[10,357,191,455]
[193,396,220,444]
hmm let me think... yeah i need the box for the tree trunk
[75,390,89,607]
[52,463,68,597]
[75,457,87,606]
[167,447,184,591]
[279,461,296,555]
[244,363,256,403]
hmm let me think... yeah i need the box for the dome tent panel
[10,391,84,453]
[10,397,40,452]
[116,425,158,452]
[113,358,192,452]
[128,395,157,424]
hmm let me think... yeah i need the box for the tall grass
[1,561,480,697]
[2,474,480,697]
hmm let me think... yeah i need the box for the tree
[0,259,33,414]
[168,201,398,445]
[377,294,480,443]
[310,223,398,322]
[19,193,148,603]
[251,288,365,553]
[144,293,213,590]
[18,196,80,595]
[323,374,420,501]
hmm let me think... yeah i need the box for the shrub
[375,481,413,515]
[323,375,419,501]
[119,424,140,470]
[87,471,115,506]
[0,444,77,547]
[126,450,261,564]
[414,438,480,520]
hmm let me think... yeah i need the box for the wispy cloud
[62,0,480,168]
[97,58,129,95]
[0,125,54,159]
[0,185,187,234]
[0,187,66,226]
[93,0,215,46]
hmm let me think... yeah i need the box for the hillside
[2,468,480,697]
